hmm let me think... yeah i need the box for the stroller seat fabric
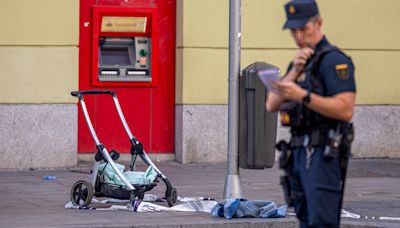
[98,163,157,186]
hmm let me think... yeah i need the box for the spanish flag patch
[335,64,349,80]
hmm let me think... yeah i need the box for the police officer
[266,0,356,227]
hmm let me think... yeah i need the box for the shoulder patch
[289,5,295,14]
[335,64,349,80]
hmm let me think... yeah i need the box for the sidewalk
[0,158,399,227]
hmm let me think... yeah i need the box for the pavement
[0,158,399,228]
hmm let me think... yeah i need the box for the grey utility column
[224,0,242,199]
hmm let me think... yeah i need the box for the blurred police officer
[266,0,356,227]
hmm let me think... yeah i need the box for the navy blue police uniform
[281,1,356,227]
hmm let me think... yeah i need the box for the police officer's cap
[283,0,319,30]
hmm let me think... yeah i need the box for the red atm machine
[92,6,158,87]
[78,0,175,155]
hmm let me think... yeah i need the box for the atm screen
[101,47,131,66]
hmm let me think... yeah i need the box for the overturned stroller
[70,90,177,207]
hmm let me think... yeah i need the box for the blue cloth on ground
[211,198,287,219]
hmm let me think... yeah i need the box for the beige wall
[1,0,399,104]
[176,0,400,105]
[0,0,79,103]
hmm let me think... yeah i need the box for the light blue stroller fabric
[98,163,158,186]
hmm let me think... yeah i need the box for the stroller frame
[70,90,177,207]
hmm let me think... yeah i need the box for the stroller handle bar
[71,90,133,143]
[71,90,115,98]
[71,89,168,184]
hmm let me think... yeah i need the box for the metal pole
[224,0,242,199]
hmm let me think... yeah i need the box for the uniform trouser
[291,146,343,228]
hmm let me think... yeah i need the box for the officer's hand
[292,47,314,75]
[272,81,307,101]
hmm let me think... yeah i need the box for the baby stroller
[70,90,177,207]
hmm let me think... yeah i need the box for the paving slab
[0,159,399,227]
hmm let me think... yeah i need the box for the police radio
[279,101,304,128]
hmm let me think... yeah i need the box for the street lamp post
[224,0,242,199]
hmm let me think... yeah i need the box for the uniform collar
[315,36,329,51]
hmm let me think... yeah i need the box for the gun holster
[339,122,354,168]
[323,122,354,162]
[276,140,293,207]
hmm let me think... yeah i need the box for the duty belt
[290,130,331,148]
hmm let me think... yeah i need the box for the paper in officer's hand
[257,68,281,92]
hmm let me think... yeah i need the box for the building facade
[0,0,399,169]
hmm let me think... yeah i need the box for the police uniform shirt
[285,36,356,128]
[292,36,357,97]
[315,36,356,96]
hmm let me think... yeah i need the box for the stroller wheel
[166,187,177,207]
[70,180,93,207]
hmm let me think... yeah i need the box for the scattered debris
[65,195,218,213]
[379,216,400,221]
[341,209,361,219]
[43,175,57,180]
